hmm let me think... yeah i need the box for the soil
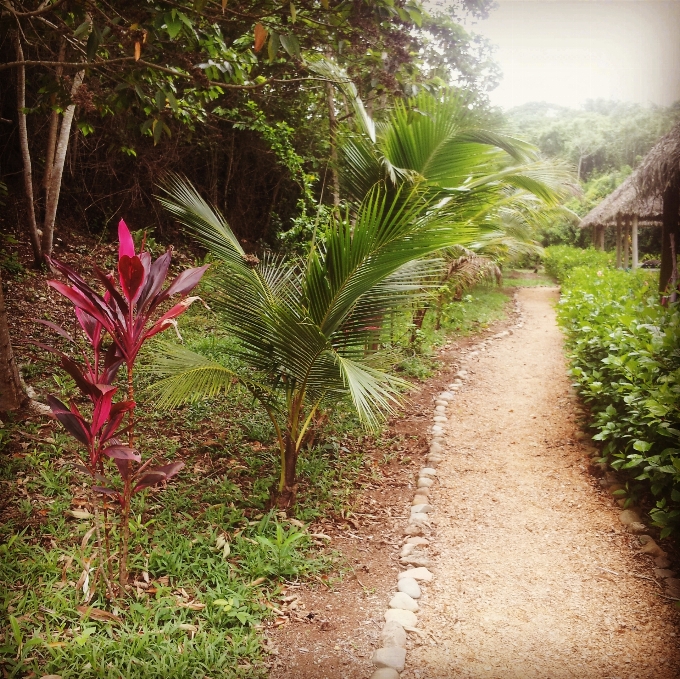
[267,286,680,679]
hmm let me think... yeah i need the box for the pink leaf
[103,445,141,462]
[118,219,135,259]
[144,297,200,340]
[99,400,135,444]
[46,395,92,447]
[133,461,184,493]
[118,255,147,303]
[164,264,210,299]
[34,319,74,343]
[91,388,117,436]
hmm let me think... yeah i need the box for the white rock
[389,591,419,612]
[429,442,443,455]
[380,620,407,648]
[398,567,433,582]
[433,415,448,423]
[420,467,437,477]
[434,405,447,413]
[426,456,442,467]
[398,576,422,599]
[417,477,434,488]
[400,543,415,558]
[456,370,468,378]
[409,512,430,526]
[438,391,455,400]
[372,647,406,672]
[384,608,418,628]
[431,426,443,434]
[406,536,429,546]
[412,495,429,506]
[370,669,400,679]
[411,504,433,514]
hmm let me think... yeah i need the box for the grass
[0,282,510,677]
[383,286,511,379]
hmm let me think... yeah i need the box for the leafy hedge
[549,246,680,537]
[543,244,613,281]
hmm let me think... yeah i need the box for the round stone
[398,576,422,599]
[389,591,419,612]
[380,620,407,648]
[372,647,406,672]
[370,669,400,679]
[398,567,433,582]
[420,467,437,477]
[384,608,417,628]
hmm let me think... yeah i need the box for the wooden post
[631,214,639,269]
[623,216,630,269]
[660,181,680,293]
[615,215,622,268]
[599,225,606,250]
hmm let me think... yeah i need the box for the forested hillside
[0,0,499,255]
[506,100,680,245]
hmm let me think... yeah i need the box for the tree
[0,267,28,413]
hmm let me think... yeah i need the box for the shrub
[544,244,613,282]
[556,256,680,537]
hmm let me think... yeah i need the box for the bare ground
[408,287,680,679]
[267,286,680,679]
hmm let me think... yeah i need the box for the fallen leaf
[248,576,266,587]
[76,605,121,623]
[66,509,92,520]
[178,623,198,632]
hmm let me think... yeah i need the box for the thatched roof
[635,123,680,199]
[579,169,663,229]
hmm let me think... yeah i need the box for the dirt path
[408,287,680,679]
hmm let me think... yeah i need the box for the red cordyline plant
[40,220,208,589]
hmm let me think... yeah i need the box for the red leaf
[102,343,125,384]
[103,445,141,462]
[91,388,117,436]
[144,297,200,340]
[133,460,184,493]
[99,400,135,443]
[34,319,74,343]
[164,264,210,299]
[114,457,131,480]
[137,250,172,312]
[254,22,268,52]
[118,255,146,304]
[118,219,135,259]
[47,395,92,447]
[48,281,114,334]
[91,267,129,318]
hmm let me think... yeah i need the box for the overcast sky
[466,1,680,110]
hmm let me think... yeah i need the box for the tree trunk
[14,34,42,266]
[410,306,428,344]
[42,69,85,261]
[615,215,622,269]
[660,181,680,294]
[0,268,28,413]
[43,39,67,195]
[326,81,340,208]
[276,434,299,510]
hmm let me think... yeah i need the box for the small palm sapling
[41,219,208,588]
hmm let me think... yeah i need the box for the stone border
[369,327,515,679]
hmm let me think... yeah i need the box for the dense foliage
[550,246,680,537]
[0,0,499,248]
[506,101,680,247]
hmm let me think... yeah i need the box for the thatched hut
[634,123,680,293]
[579,169,662,269]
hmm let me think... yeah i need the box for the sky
[466,0,680,110]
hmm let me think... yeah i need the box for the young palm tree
[148,178,470,508]
[148,91,567,509]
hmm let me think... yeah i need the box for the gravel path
[406,287,680,679]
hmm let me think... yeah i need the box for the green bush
[556,256,680,537]
[544,244,613,282]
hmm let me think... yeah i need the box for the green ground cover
[1,279,510,677]
[549,246,680,538]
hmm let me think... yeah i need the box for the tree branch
[2,0,68,17]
